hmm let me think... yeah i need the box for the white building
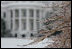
[1,1,53,38]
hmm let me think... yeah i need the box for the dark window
[15,19,19,30]
[36,22,40,31]
[22,9,26,17]
[22,34,25,37]
[3,12,6,18]
[22,19,26,30]
[15,9,19,17]
[29,9,34,17]
[30,19,34,30]
[36,10,39,18]
[11,19,13,30]
[15,33,17,37]
[30,33,34,37]
[10,10,13,18]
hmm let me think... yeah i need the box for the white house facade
[1,1,52,38]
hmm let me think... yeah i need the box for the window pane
[36,10,39,18]
[29,9,34,17]
[30,19,33,30]
[15,9,19,17]
[22,9,26,17]
[10,10,13,18]
[11,19,13,30]
[3,12,6,18]
[22,19,26,30]
[15,19,19,30]
[37,22,39,31]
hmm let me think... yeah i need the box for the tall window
[11,19,13,30]
[15,9,19,17]
[36,22,40,31]
[29,9,34,17]
[3,12,6,18]
[22,9,26,17]
[36,10,40,30]
[30,19,34,30]
[22,19,26,30]
[36,9,40,18]
[10,10,13,18]
[15,19,19,30]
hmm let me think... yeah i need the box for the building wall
[1,2,46,38]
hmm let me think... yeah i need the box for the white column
[13,9,15,31]
[19,9,22,31]
[39,9,43,29]
[6,10,11,30]
[26,9,30,33]
[41,9,45,29]
[12,9,15,36]
[18,9,22,38]
[34,9,37,33]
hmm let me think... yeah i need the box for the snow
[1,38,54,48]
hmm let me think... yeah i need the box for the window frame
[29,9,34,17]
[22,9,27,17]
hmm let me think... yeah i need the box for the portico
[1,1,46,38]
